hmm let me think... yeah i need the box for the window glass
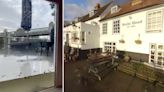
[149,43,164,67]
[81,32,86,44]
[113,20,120,34]
[104,42,116,53]
[102,23,107,34]
[0,1,55,91]
[147,10,163,32]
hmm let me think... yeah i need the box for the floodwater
[0,73,54,92]
[0,48,55,83]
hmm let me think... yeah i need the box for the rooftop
[100,0,164,21]
[64,2,112,27]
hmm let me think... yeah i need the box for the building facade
[64,0,164,69]
[100,0,164,68]
[64,3,111,54]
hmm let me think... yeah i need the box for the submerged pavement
[0,49,54,82]
[65,60,164,92]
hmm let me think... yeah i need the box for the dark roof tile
[100,0,164,21]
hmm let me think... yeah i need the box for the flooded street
[0,48,55,83]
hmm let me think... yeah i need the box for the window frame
[149,43,164,67]
[111,5,118,14]
[103,42,116,53]
[113,19,120,34]
[102,23,108,34]
[146,9,163,32]
[81,31,86,45]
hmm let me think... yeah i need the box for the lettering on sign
[122,20,142,28]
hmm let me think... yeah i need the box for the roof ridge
[100,0,164,21]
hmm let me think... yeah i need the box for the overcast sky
[64,0,129,21]
[0,0,54,32]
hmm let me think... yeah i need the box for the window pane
[147,10,162,32]
[113,20,120,34]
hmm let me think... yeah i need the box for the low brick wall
[118,61,164,86]
[117,50,149,62]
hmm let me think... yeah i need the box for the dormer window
[132,0,142,6]
[74,17,81,22]
[89,10,96,17]
[111,5,118,14]
[91,21,98,25]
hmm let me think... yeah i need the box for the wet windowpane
[0,0,55,91]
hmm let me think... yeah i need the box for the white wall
[80,22,100,50]
[64,22,81,48]
[100,4,164,54]
[64,17,100,50]
[85,17,100,25]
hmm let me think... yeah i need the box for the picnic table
[88,53,112,61]
[88,54,119,80]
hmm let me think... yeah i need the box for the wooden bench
[88,56,119,80]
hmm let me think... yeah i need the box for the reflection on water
[0,48,54,82]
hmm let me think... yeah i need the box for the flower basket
[119,39,125,43]
[74,37,79,40]
[135,40,142,44]
[72,37,79,40]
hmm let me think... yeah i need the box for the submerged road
[65,60,164,92]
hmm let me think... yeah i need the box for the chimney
[95,3,101,10]
[131,0,143,6]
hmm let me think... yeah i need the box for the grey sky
[0,0,54,32]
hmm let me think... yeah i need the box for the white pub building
[64,0,164,69]
[100,0,164,68]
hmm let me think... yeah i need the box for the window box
[71,37,79,42]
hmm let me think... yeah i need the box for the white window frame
[81,31,86,45]
[146,9,163,32]
[149,43,164,67]
[102,23,107,34]
[71,32,78,43]
[103,42,116,53]
[113,19,120,34]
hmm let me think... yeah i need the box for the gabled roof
[64,2,112,27]
[100,0,164,21]
[79,2,112,22]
